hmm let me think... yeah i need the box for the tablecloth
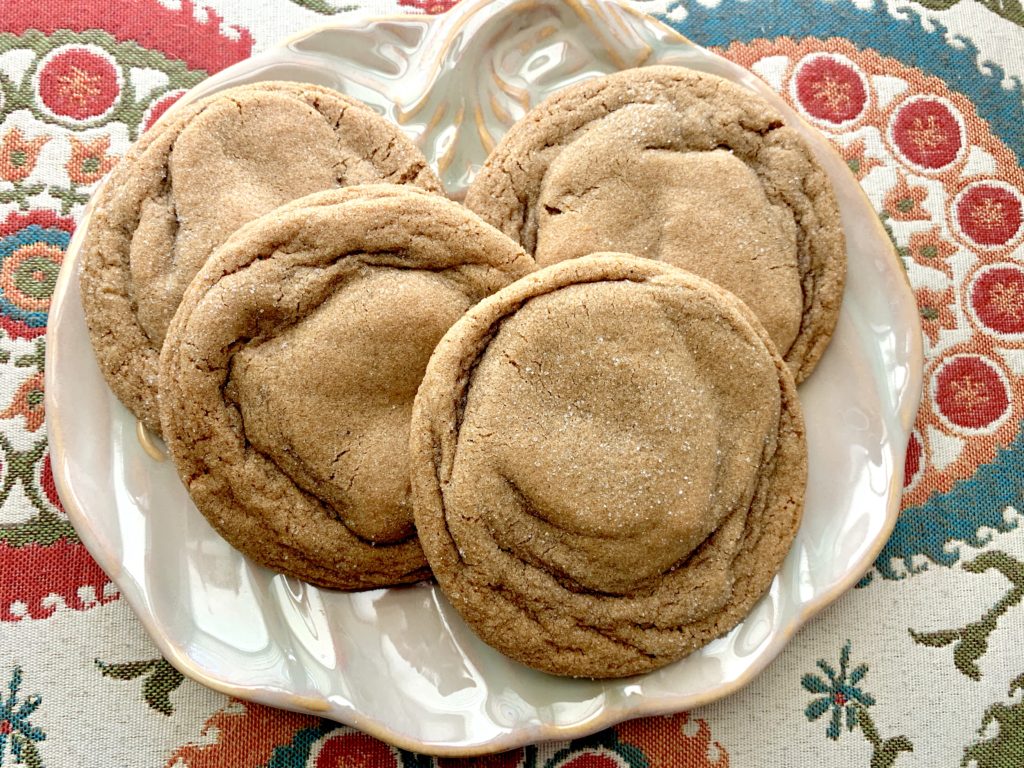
[1,0,1022,765]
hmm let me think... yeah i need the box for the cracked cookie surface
[80,81,442,432]
[411,254,806,676]
[159,185,532,589]
[465,66,845,383]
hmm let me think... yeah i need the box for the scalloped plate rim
[45,0,923,756]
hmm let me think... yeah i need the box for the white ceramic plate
[46,0,923,756]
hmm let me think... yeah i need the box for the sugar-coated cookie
[81,82,442,432]
[159,185,532,589]
[411,254,806,676]
[466,66,845,383]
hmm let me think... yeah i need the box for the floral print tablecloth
[1,0,1023,765]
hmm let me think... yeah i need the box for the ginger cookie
[80,81,442,433]
[465,66,845,383]
[411,254,806,676]
[159,185,533,589]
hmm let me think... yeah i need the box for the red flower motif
[971,264,1024,336]
[933,355,1010,431]
[0,372,46,432]
[890,98,964,170]
[312,732,399,768]
[956,183,1023,248]
[0,129,49,182]
[37,47,120,121]
[66,135,119,184]
[398,0,459,13]
[793,54,868,125]
[617,712,729,768]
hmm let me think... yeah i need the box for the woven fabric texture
[1,0,1022,765]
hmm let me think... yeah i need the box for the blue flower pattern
[0,667,44,766]
[802,641,876,739]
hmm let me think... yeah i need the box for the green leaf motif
[909,551,1024,680]
[14,339,45,373]
[921,0,1024,24]
[141,662,185,716]
[95,659,154,680]
[859,704,881,745]
[1011,673,1024,696]
[908,628,958,648]
[918,0,1024,26]
[47,186,91,217]
[95,658,185,716]
[0,184,46,211]
[873,736,914,768]
[288,0,359,13]
[962,676,1024,768]
[982,0,1024,25]
[12,733,45,768]
[859,707,914,768]
[0,435,75,547]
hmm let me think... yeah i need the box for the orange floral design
[916,285,957,346]
[65,135,118,184]
[721,37,1024,505]
[884,173,930,221]
[838,138,883,181]
[905,227,957,273]
[618,712,730,768]
[0,129,49,182]
[0,372,45,432]
[166,700,319,768]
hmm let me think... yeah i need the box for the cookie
[411,254,806,677]
[465,66,845,383]
[159,185,532,589]
[80,81,442,433]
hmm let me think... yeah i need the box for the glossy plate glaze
[46,0,923,756]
